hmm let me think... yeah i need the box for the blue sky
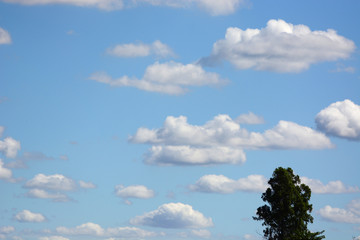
[0,0,360,240]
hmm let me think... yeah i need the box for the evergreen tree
[253,167,325,240]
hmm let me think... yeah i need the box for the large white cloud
[189,174,359,195]
[89,61,226,95]
[24,174,96,202]
[106,40,175,58]
[301,177,360,194]
[56,222,159,238]
[319,199,360,223]
[0,27,11,44]
[14,210,46,223]
[200,19,355,72]
[1,0,124,10]
[130,114,332,165]
[115,185,155,204]
[189,174,268,193]
[130,202,213,228]
[316,99,360,140]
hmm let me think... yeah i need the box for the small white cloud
[0,226,15,234]
[1,0,124,10]
[316,99,360,140]
[105,226,159,238]
[331,63,355,73]
[191,229,211,238]
[78,180,96,189]
[145,145,246,166]
[107,40,174,58]
[301,177,360,194]
[0,159,13,181]
[189,174,268,193]
[115,185,155,204]
[25,174,77,191]
[243,234,259,240]
[57,222,104,236]
[0,137,21,158]
[26,189,69,202]
[0,27,11,44]
[130,202,213,228]
[235,112,265,125]
[39,236,69,240]
[89,61,226,95]
[200,19,356,72]
[14,210,46,223]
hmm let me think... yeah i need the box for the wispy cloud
[200,19,355,72]
[0,27,11,44]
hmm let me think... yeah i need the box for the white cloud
[189,174,268,193]
[130,114,332,165]
[56,222,159,238]
[0,137,21,158]
[115,185,155,204]
[235,112,264,125]
[107,40,174,58]
[145,145,246,166]
[0,226,15,234]
[130,202,213,229]
[348,199,360,216]
[90,61,226,95]
[319,205,360,224]
[191,229,211,238]
[78,180,96,189]
[39,236,69,240]
[0,159,13,181]
[301,177,360,194]
[24,174,95,202]
[1,0,124,11]
[25,174,77,191]
[316,99,360,140]
[200,19,355,72]
[243,234,259,240]
[0,27,11,44]
[14,210,46,223]
[0,127,4,137]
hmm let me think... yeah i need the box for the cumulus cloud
[0,0,124,10]
[130,202,213,229]
[24,174,95,202]
[0,27,11,44]
[0,136,21,159]
[107,40,175,58]
[301,177,360,194]
[89,61,226,95]
[319,199,360,223]
[14,210,46,223]
[189,174,268,193]
[235,112,265,125]
[115,185,155,204]
[200,19,355,72]
[316,99,360,140]
[130,114,332,165]
[56,222,159,238]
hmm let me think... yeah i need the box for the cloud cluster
[189,174,268,193]
[89,61,226,95]
[319,199,360,223]
[115,185,155,204]
[24,174,96,202]
[1,0,244,15]
[316,99,360,140]
[130,114,332,165]
[56,222,159,238]
[0,27,11,44]
[14,210,46,223]
[130,202,213,228]
[106,41,175,58]
[200,19,355,72]
[0,128,21,158]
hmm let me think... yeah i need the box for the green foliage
[253,167,325,240]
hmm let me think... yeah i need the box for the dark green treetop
[253,167,325,240]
